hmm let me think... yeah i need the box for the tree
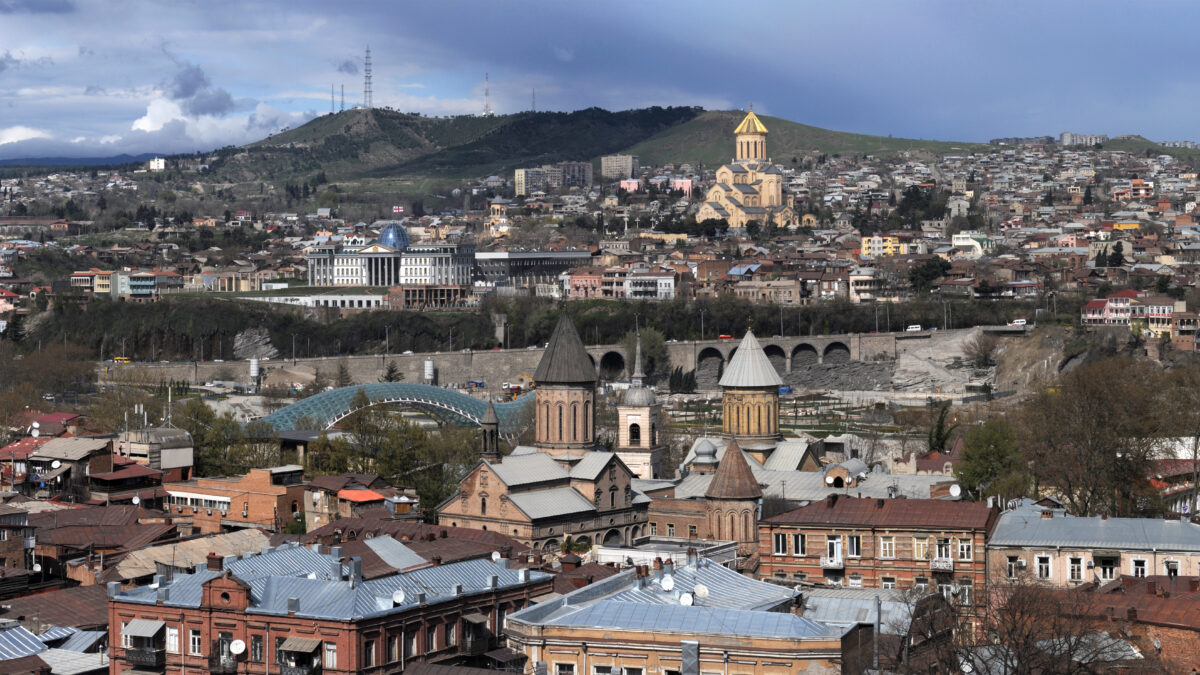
[1107,241,1125,267]
[380,360,404,383]
[335,359,353,388]
[619,327,668,382]
[963,332,998,369]
[927,402,958,453]
[1094,248,1108,268]
[1155,274,1171,295]
[909,258,951,293]
[955,419,1028,499]
[1083,184,1093,205]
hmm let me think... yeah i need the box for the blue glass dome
[378,223,410,251]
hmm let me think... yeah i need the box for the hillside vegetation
[203,106,994,183]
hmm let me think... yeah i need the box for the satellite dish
[230,640,246,656]
[392,589,406,605]
[131,496,141,505]
[825,475,835,485]
[661,575,675,592]
[32,563,41,573]
[693,583,710,599]
[30,428,38,438]
[50,460,61,469]
[491,551,502,562]
[679,592,694,606]
[31,422,39,428]
[949,484,962,498]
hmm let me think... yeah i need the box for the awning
[38,465,70,482]
[485,647,526,663]
[1092,551,1122,558]
[462,613,489,625]
[123,619,165,638]
[279,637,322,653]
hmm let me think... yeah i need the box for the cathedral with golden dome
[696,108,797,229]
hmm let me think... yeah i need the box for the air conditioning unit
[1086,561,1095,568]
[192,506,198,513]
[242,511,248,518]
[1016,559,1027,568]
[206,510,212,516]
[220,510,227,517]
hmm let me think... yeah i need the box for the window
[936,538,952,560]
[957,539,972,561]
[882,576,896,589]
[1069,557,1082,582]
[914,576,929,592]
[363,640,375,668]
[446,621,456,646]
[1007,556,1020,579]
[938,583,953,602]
[166,626,179,654]
[120,622,130,649]
[324,642,337,670]
[958,580,974,606]
[250,635,263,662]
[792,572,807,581]
[847,535,861,557]
[650,523,657,536]
[913,537,929,560]
[480,497,487,515]
[1133,559,1147,578]
[426,625,437,652]
[595,667,613,675]
[556,665,576,675]
[688,525,698,537]
[189,629,202,656]
[405,630,417,659]
[275,637,286,665]
[625,669,643,675]
[773,533,787,555]
[1036,555,1051,579]
[667,524,675,536]
[849,575,863,588]
[880,536,895,559]
[793,533,806,556]
[1166,560,1179,577]
[1098,557,1116,580]
[387,636,398,663]
[826,535,841,558]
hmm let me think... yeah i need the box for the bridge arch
[599,351,626,380]
[260,382,534,436]
[696,347,724,388]
[762,344,787,373]
[792,343,819,366]
[823,342,851,364]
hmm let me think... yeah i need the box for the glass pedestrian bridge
[261,382,534,436]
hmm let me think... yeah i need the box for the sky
[1,0,1199,160]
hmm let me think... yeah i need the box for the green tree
[619,327,668,382]
[955,419,1028,499]
[1155,274,1171,295]
[909,258,951,293]
[380,361,404,382]
[927,402,958,453]
[335,359,353,388]
[1094,248,1108,268]
[1083,185,1093,205]
[1108,241,1125,267]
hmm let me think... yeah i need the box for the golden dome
[734,109,768,135]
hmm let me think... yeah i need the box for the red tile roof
[763,495,998,531]
[338,488,385,503]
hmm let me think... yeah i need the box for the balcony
[820,555,844,569]
[461,636,489,656]
[930,557,955,572]
[124,647,166,669]
[209,655,239,674]
[280,665,321,675]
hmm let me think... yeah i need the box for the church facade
[696,110,797,229]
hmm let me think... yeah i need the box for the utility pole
[700,309,706,341]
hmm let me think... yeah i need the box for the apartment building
[759,495,997,618]
[600,154,639,180]
[163,466,307,535]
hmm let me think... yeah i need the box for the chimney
[416,591,426,604]
[686,547,698,567]
[453,584,463,596]
[1040,511,1053,519]
[156,587,170,603]
[349,557,362,588]
[499,545,512,559]
[261,546,275,556]
[1126,606,1138,621]
[652,558,663,579]
[206,552,223,571]
[331,546,342,559]
[826,494,838,507]
[518,568,529,583]
[1101,513,1107,521]
[152,574,164,587]
[561,556,578,572]
[1146,581,1156,596]
[663,559,675,577]
[489,575,498,589]
[876,499,885,509]
[107,582,121,597]
[1190,579,1200,593]
[439,529,448,538]
[431,556,442,567]
[1122,577,1136,590]
[287,597,300,614]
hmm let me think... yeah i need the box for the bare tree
[962,332,999,369]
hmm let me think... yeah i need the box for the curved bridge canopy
[261,383,534,436]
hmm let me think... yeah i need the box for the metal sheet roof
[990,513,1200,551]
[56,631,107,654]
[122,620,164,638]
[487,454,567,487]
[800,588,913,634]
[34,648,108,675]
[36,627,77,643]
[0,623,47,660]
[568,452,614,480]
[507,488,596,520]
[279,637,322,652]
[529,601,835,640]
[718,331,782,388]
[363,537,427,571]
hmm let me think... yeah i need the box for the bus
[718,334,734,341]
[114,357,132,364]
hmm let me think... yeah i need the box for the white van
[906,325,922,332]
[1008,319,1027,327]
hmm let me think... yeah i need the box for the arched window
[651,424,657,445]
[557,404,564,442]
[584,401,592,440]
[480,497,487,515]
[571,403,579,441]
[729,513,736,539]
[609,489,617,508]
[629,423,641,445]
[757,406,763,433]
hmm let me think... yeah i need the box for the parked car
[906,325,922,332]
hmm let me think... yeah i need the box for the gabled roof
[533,312,596,384]
[764,495,995,530]
[486,453,568,487]
[705,440,762,500]
[718,331,783,388]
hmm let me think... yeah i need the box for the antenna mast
[331,84,335,114]
[482,72,493,117]
[363,46,373,109]
[340,85,345,112]
[532,88,536,112]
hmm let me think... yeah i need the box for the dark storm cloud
[336,59,358,75]
[83,85,106,95]
[183,87,235,116]
[166,62,211,100]
[0,51,16,74]
[0,0,74,13]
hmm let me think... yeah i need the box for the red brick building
[107,542,553,675]
[759,495,998,618]
[163,465,307,535]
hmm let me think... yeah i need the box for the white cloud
[132,98,183,132]
[0,125,50,145]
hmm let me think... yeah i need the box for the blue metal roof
[524,601,837,640]
[260,383,535,434]
[36,626,77,643]
[0,623,47,660]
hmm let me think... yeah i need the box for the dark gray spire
[533,312,597,384]
[631,335,645,387]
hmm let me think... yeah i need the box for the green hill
[1101,135,1200,163]
[203,106,991,183]
[622,110,988,168]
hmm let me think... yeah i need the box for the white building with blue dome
[305,220,475,291]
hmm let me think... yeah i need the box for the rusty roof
[705,441,762,500]
[28,505,157,530]
[763,494,997,531]
[0,585,109,630]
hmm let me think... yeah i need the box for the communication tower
[363,46,373,109]
[482,73,494,117]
